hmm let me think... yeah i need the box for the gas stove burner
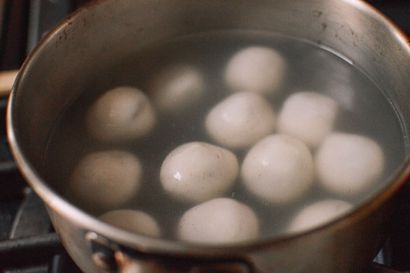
[0,188,81,273]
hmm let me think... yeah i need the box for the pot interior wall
[11,0,410,191]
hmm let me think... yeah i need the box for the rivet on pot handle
[85,231,252,273]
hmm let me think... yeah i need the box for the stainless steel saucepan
[7,0,410,272]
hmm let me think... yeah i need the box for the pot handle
[116,251,251,273]
[0,70,18,97]
[86,232,252,273]
[115,252,168,273]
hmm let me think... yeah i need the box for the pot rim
[6,0,410,256]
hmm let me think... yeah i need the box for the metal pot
[7,0,410,272]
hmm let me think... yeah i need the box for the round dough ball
[316,133,385,196]
[150,64,205,113]
[205,92,276,149]
[225,46,286,95]
[68,150,142,211]
[99,209,161,237]
[288,199,353,232]
[178,198,259,244]
[241,134,314,203]
[278,92,338,147]
[86,86,156,142]
[160,142,238,203]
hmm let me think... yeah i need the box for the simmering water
[45,31,405,240]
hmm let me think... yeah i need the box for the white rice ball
[205,92,276,149]
[68,150,142,211]
[160,142,239,203]
[241,134,314,204]
[316,133,385,196]
[225,46,286,95]
[178,198,259,244]
[278,92,338,147]
[99,209,161,237]
[150,64,205,113]
[86,86,156,142]
[288,199,353,232]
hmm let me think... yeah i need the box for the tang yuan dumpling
[160,142,238,203]
[316,133,385,196]
[100,209,161,237]
[150,64,205,113]
[178,198,259,244]
[241,134,314,204]
[225,46,286,95]
[288,199,353,232]
[278,92,338,147]
[205,92,276,149]
[86,86,156,142]
[68,150,142,211]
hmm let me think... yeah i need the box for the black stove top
[0,1,409,273]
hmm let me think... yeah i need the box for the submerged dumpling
[225,46,286,95]
[150,64,205,113]
[205,92,276,149]
[160,142,238,203]
[178,198,259,244]
[68,150,142,212]
[288,199,353,232]
[100,209,161,237]
[278,91,338,147]
[241,134,314,203]
[316,133,385,196]
[86,86,156,142]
